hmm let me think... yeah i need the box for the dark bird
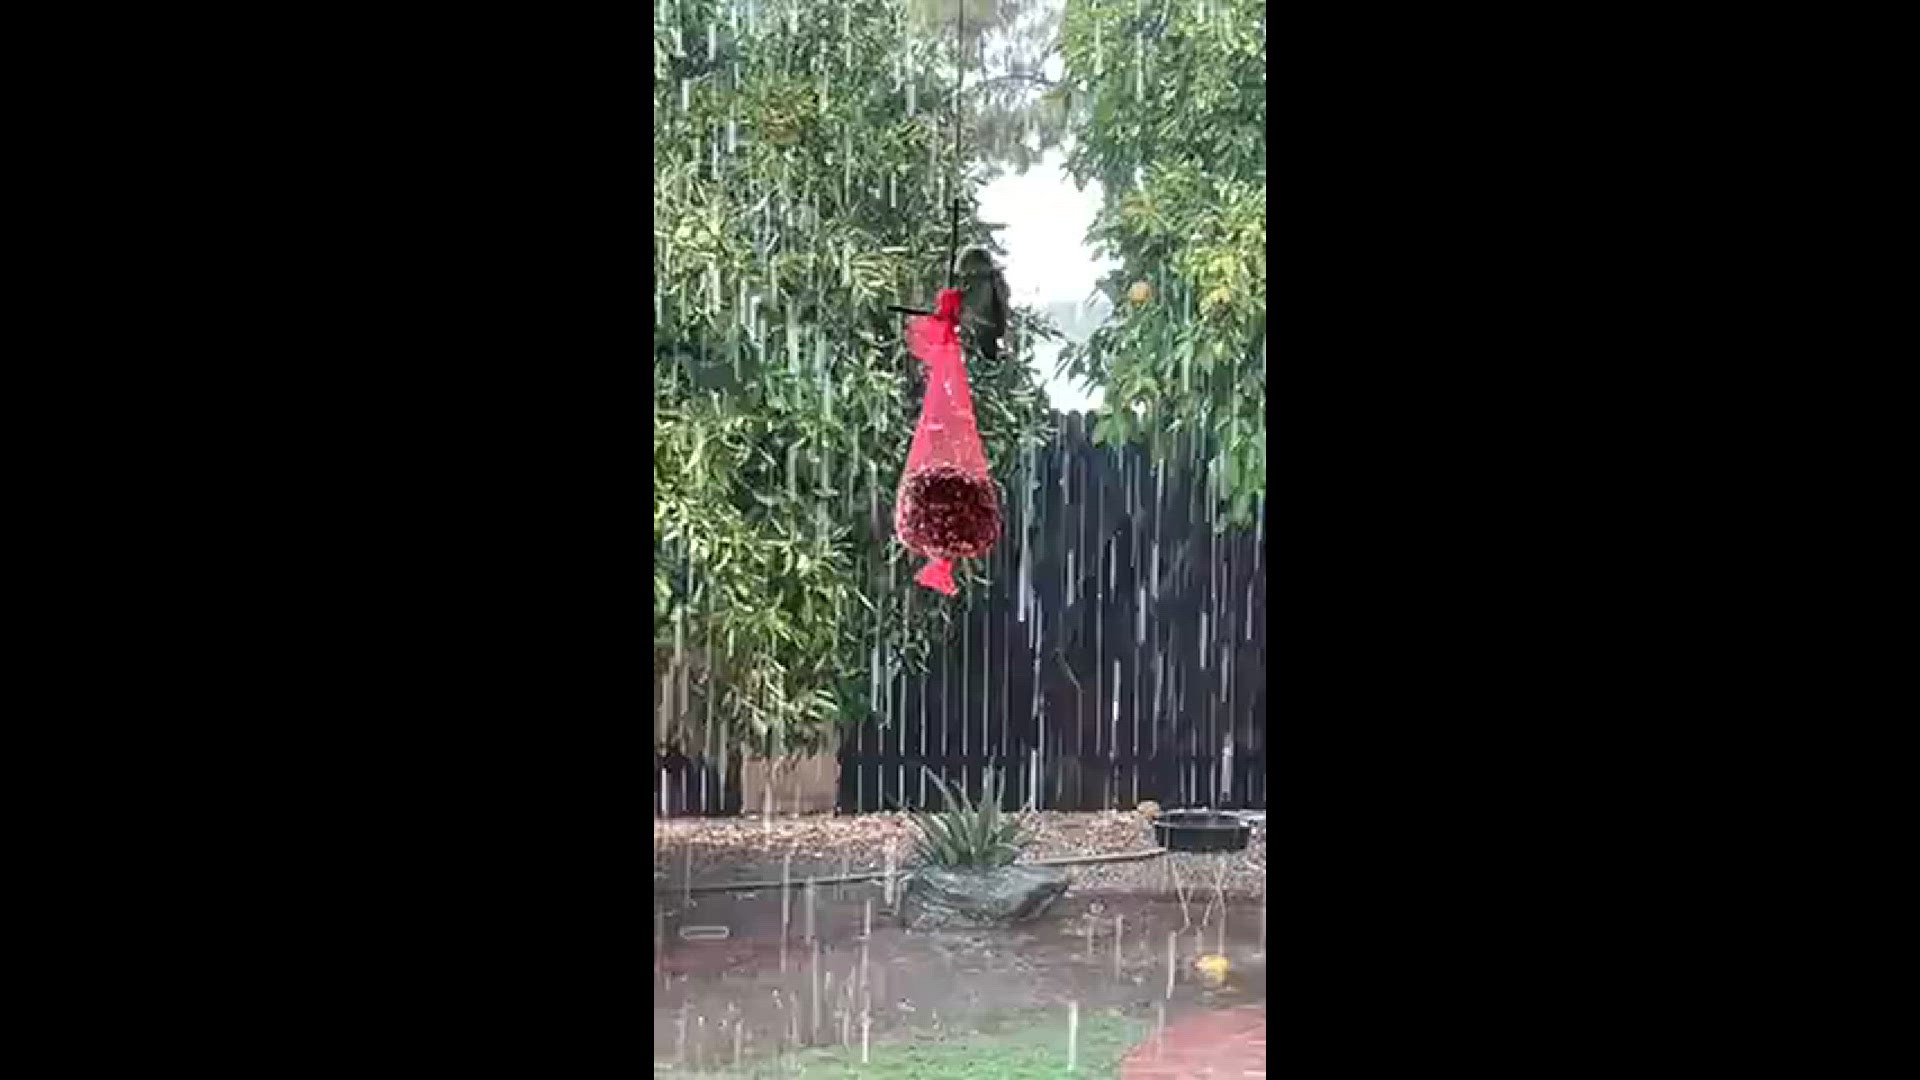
[954,244,1010,363]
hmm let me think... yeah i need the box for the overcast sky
[972,21,1115,415]
[978,149,1115,413]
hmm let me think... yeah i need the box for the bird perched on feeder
[954,244,1009,363]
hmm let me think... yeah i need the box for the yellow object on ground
[1195,953,1230,988]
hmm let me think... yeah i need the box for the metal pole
[948,1,964,287]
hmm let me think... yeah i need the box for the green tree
[654,0,1053,764]
[1057,0,1267,529]
[905,0,1077,179]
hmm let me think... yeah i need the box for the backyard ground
[654,811,1266,1077]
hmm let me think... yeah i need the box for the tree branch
[963,72,1061,95]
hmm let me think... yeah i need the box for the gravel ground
[653,810,1267,901]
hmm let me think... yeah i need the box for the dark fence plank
[837,411,1266,814]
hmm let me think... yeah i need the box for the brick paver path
[1119,1003,1266,1079]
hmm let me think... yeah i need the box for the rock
[899,865,1070,929]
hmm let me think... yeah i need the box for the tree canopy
[653,0,1053,761]
[900,0,1270,528]
[1058,0,1267,529]
[653,0,1269,762]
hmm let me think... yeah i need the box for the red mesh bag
[893,287,1001,596]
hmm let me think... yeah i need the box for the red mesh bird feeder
[893,287,1001,596]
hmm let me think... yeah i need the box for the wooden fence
[838,411,1266,813]
[656,410,1267,816]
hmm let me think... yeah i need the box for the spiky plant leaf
[907,766,1032,869]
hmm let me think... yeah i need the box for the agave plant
[907,766,1032,870]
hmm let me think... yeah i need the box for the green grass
[658,1006,1147,1079]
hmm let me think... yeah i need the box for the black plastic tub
[1151,810,1252,853]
